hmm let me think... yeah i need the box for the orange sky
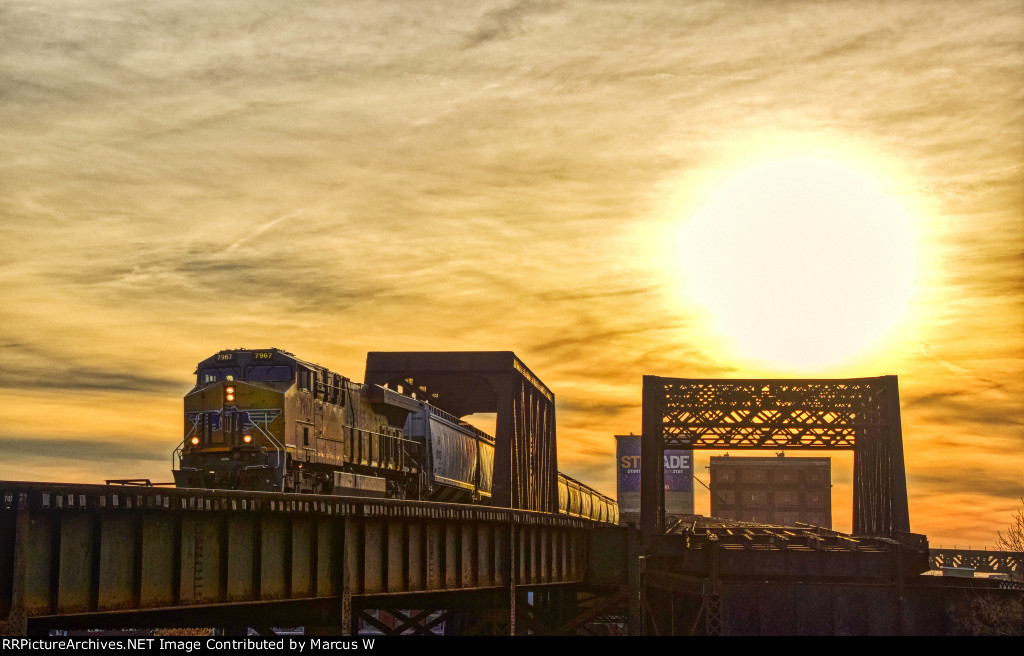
[1,1,1021,548]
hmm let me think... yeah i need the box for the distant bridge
[929,548,1022,576]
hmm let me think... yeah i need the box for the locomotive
[172,348,617,522]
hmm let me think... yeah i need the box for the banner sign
[616,437,692,493]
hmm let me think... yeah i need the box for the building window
[741,469,766,484]
[303,426,310,446]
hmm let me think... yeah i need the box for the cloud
[0,0,1021,547]
[0,436,168,466]
[0,342,180,393]
[464,0,559,49]
[911,468,1024,503]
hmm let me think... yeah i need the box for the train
[172,348,617,523]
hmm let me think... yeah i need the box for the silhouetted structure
[365,352,558,513]
[642,375,908,540]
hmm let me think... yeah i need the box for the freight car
[172,348,616,522]
[559,472,617,523]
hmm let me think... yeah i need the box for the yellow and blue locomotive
[173,347,615,522]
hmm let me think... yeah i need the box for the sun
[675,154,917,371]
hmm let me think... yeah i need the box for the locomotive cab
[174,351,294,491]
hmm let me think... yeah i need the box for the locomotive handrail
[174,413,203,470]
[171,438,185,472]
[174,415,203,472]
[248,417,287,487]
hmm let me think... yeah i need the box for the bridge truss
[641,375,910,540]
[365,351,558,513]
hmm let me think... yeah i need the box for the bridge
[2,361,1022,636]
[929,548,1022,577]
[636,374,1023,635]
[0,481,629,635]
[365,351,559,513]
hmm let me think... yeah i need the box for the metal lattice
[642,375,909,539]
[930,549,1023,576]
[657,379,892,449]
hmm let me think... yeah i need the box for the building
[616,434,693,526]
[708,454,831,527]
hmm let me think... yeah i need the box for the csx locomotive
[172,348,617,522]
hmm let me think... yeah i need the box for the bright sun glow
[676,155,917,371]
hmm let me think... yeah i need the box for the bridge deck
[0,481,618,634]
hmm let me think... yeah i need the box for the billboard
[616,434,693,518]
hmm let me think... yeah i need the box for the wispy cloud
[0,0,1021,544]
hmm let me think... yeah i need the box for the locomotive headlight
[225,386,235,402]
[190,436,200,445]
[243,434,252,443]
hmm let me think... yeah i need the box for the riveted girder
[0,482,599,634]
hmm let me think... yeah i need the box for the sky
[1,0,1021,548]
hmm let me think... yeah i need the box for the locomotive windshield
[197,365,294,385]
[245,365,293,382]
[199,367,240,383]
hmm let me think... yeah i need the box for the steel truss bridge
[635,374,1024,635]
[641,375,909,539]
[365,351,559,513]
[0,482,629,635]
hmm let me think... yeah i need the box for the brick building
[709,454,831,527]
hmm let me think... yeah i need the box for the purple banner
[617,437,642,493]
[616,437,692,493]
[664,450,693,493]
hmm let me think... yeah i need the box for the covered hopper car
[173,348,617,523]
